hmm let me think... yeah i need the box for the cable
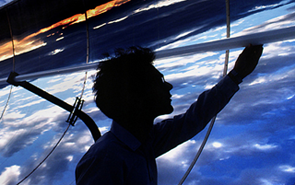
[6,4,93,185]
[178,117,217,184]
[178,1,231,184]
[0,86,13,120]
[16,12,92,182]
[6,9,16,71]
[79,11,90,99]
[16,123,71,185]
[0,9,16,121]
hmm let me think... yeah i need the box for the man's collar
[110,121,142,151]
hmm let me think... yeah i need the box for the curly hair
[93,46,155,121]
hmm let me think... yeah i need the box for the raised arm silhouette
[75,45,263,185]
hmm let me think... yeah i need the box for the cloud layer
[0,0,295,185]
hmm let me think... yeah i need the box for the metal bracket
[7,71,20,86]
[6,72,101,141]
[67,97,84,126]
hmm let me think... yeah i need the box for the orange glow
[87,0,131,18]
[0,0,131,62]
[0,41,14,61]
[21,0,131,41]
[23,13,86,41]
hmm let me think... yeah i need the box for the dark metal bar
[7,72,101,142]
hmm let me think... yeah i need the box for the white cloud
[261,42,295,59]
[75,131,92,147]
[158,140,198,169]
[47,76,62,83]
[44,79,76,94]
[0,103,68,155]
[259,178,276,185]
[155,37,192,51]
[155,52,218,71]
[248,3,281,13]
[279,165,295,173]
[232,12,295,38]
[0,2,294,185]
[249,63,295,88]
[12,99,45,110]
[172,94,185,99]
[0,0,13,7]
[253,143,278,151]
[0,86,12,97]
[99,126,109,135]
[84,107,99,114]
[66,155,73,162]
[0,128,26,148]
[210,136,280,158]
[93,23,106,30]
[1,110,26,119]
[0,165,20,185]
[174,30,196,40]
[212,142,223,148]
[108,16,128,24]
[93,16,129,30]
[43,72,88,95]
[11,105,66,127]
[0,127,39,157]
[64,142,75,147]
[47,48,65,56]
[249,76,267,86]
[161,50,238,82]
[133,0,187,14]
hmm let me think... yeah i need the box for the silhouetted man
[75,45,263,185]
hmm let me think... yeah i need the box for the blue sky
[0,0,295,185]
[0,0,12,7]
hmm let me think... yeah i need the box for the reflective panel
[0,0,295,185]
[5,0,87,76]
[0,10,14,85]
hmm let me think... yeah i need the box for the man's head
[93,47,173,123]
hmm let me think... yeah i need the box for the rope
[178,1,231,184]
[80,11,90,99]
[16,9,92,184]
[178,117,217,185]
[16,123,71,184]
[0,9,16,121]
[0,86,13,120]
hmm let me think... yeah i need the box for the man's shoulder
[83,131,133,159]
[87,131,119,155]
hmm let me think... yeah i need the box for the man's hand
[233,44,263,79]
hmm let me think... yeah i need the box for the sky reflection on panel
[0,0,295,185]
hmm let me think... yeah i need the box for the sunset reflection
[0,0,130,62]
[0,41,13,62]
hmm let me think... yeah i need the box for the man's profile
[75,45,263,185]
